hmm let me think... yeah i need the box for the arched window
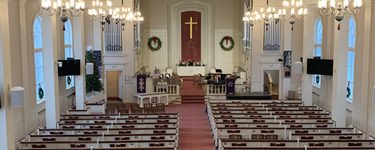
[313,18,323,88]
[346,16,356,102]
[64,19,74,89]
[33,16,45,103]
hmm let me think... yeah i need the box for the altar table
[177,66,205,76]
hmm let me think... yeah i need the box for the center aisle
[166,103,215,150]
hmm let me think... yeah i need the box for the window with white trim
[33,16,45,104]
[346,16,356,102]
[313,18,323,88]
[64,19,74,89]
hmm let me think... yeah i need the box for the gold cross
[184,17,198,39]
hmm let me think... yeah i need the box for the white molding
[167,0,215,69]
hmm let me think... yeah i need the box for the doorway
[264,70,280,99]
[106,71,123,102]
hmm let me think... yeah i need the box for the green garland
[220,36,235,51]
[148,36,162,51]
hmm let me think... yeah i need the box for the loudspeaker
[11,87,24,107]
[86,63,94,75]
[293,62,303,74]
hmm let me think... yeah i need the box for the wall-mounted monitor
[306,58,333,76]
[58,59,81,76]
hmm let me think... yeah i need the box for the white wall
[139,0,244,74]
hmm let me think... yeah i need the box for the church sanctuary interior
[3,0,375,149]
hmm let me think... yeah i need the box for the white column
[19,0,37,134]
[73,15,86,110]
[364,1,375,132]
[43,15,61,128]
[124,1,136,102]
[331,18,349,127]
[290,20,304,93]
[301,9,315,106]
[0,0,15,149]
[93,20,103,51]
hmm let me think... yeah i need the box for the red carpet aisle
[166,104,215,150]
[181,77,205,104]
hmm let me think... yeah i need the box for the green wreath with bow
[148,36,162,51]
[220,36,235,51]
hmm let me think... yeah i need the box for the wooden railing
[154,84,180,96]
[205,84,226,95]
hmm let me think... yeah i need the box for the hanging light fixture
[88,0,144,31]
[279,0,308,31]
[260,0,280,27]
[242,0,262,29]
[113,0,144,30]
[87,0,116,30]
[317,0,362,30]
[41,0,85,30]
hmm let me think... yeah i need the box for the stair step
[180,76,205,103]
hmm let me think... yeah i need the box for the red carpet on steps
[166,104,215,150]
[181,77,205,104]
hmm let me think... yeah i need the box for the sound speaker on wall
[11,87,24,107]
[86,63,94,75]
[293,62,303,74]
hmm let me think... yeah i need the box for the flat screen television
[58,59,81,76]
[306,58,333,75]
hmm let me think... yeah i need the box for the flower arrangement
[178,60,205,66]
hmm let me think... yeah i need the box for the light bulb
[330,0,335,7]
[53,1,58,9]
[57,0,62,7]
[344,0,349,7]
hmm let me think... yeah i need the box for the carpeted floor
[181,77,205,103]
[166,103,215,150]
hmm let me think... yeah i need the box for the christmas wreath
[220,36,235,51]
[148,36,162,51]
[38,87,44,100]
[67,76,72,86]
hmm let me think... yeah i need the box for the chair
[144,103,154,114]
[155,103,165,113]
[130,103,143,114]
[118,103,129,114]
[105,109,116,114]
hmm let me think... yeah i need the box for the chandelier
[279,0,307,30]
[87,0,115,29]
[260,0,280,27]
[88,0,144,30]
[41,0,85,24]
[242,0,262,28]
[113,1,144,30]
[243,0,279,29]
[317,0,362,30]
